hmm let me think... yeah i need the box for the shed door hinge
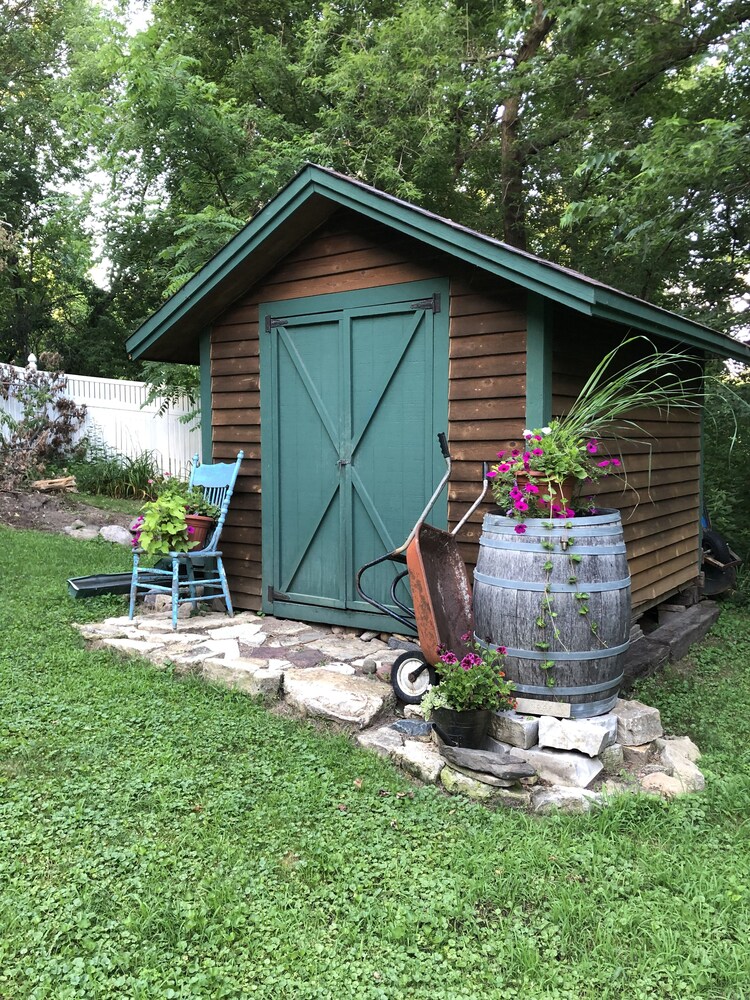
[265,315,287,332]
[410,292,441,314]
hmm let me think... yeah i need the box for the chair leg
[216,555,234,617]
[185,559,197,603]
[129,552,140,620]
[171,557,180,630]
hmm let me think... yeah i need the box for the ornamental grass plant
[487,337,702,528]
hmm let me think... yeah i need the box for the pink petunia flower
[586,441,598,454]
[509,487,523,500]
[525,483,540,494]
[496,451,506,458]
[597,460,610,468]
[534,435,543,442]
[441,651,459,665]
[486,470,497,479]
[522,452,531,462]
[514,524,526,534]
[514,499,529,512]
[565,508,576,518]
[511,449,521,457]
[611,458,621,467]
[532,448,544,456]
[497,463,511,473]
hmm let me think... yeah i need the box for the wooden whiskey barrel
[473,510,630,718]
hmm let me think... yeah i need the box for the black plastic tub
[67,572,163,599]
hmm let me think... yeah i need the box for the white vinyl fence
[1,358,202,477]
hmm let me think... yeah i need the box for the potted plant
[420,633,516,749]
[486,337,701,524]
[131,481,220,556]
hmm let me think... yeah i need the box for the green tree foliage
[3,0,750,374]
[0,0,134,372]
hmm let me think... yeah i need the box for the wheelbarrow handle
[437,432,450,460]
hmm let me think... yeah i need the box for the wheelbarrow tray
[405,522,473,663]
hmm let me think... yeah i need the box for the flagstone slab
[100,638,165,656]
[392,740,444,784]
[283,668,394,728]
[356,725,405,757]
[202,657,283,700]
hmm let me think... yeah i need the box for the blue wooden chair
[129,451,243,630]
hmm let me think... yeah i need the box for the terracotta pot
[185,514,215,548]
[431,707,492,749]
[515,470,578,511]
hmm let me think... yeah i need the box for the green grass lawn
[1,526,749,999]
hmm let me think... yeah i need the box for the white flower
[541,426,552,435]
[522,429,533,438]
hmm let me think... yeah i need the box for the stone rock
[374,660,393,684]
[98,524,133,546]
[655,735,701,763]
[531,787,602,814]
[359,659,377,675]
[359,630,379,641]
[440,766,502,800]
[612,699,663,746]
[434,737,536,781]
[283,667,394,728]
[640,772,688,798]
[491,710,539,749]
[101,638,164,655]
[201,638,241,660]
[356,725,404,757]
[65,524,100,541]
[310,637,368,661]
[537,714,617,758]
[404,704,425,719]
[387,637,421,652]
[622,742,654,767]
[513,697,572,718]
[598,743,625,775]
[202,657,283,700]
[490,787,533,809]
[440,762,516,787]
[646,601,720,663]
[486,737,603,788]
[391,719,433,741]
[392,740,444,783]
[656,740,705,791]
[205,623,265,641]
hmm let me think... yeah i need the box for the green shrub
[71,443,165,499]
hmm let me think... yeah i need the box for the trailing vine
[533,521,606,687]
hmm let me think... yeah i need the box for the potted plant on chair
[132,481,220,556]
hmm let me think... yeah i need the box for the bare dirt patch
[0,490,136,535]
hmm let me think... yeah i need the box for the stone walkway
[75,606,707,813]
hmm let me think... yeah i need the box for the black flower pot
[431,708,492,749]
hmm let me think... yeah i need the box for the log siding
[209,210,528,611]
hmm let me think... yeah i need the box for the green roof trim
[126,163,750,364]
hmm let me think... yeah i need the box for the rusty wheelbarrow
[356,433,488,704]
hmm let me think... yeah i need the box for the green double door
[260,279,449,628]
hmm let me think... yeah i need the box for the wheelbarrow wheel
[391,651,436,704]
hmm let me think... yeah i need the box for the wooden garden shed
[126,164,750,630]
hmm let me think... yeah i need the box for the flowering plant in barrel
[486,422,618,528]
[487,338,702,530]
